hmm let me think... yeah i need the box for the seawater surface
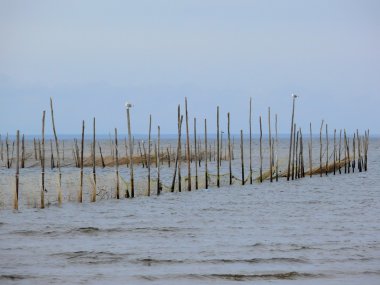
[0,139,380,284]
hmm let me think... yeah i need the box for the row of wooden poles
[6,97,369,210]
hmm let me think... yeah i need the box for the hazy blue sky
[1,0,379,136]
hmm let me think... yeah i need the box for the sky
[0,0,379,136]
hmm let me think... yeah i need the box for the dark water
[0,140,379,284]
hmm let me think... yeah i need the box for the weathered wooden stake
[319,120,324,177]
[249,97,253,184]
[126,105,134,198]
[177,105,182,192]
[157,126,161,195]
[287,95,297,180]
[115,128,120,199]
[50,97,62,204]
[292,123,296,180]
[185,97,192,191]
[240,129,245,185]
[295,129,299,179]
[325,124,329,175]
[308,123,312,177]
[333,129,336,175]
[41,111,46,209]
[217,106,220,188]
[275,114,279,182]
[79,120,84,203]
[228,112,232,185]
[204,118,208,189]
[339,129,342,174]
[259,116,263,183]
[194,118,198,190]
[268,107,272,182]
[21,134,25,168]
[147,115,152,196]
[14,130,20,211]
[91,118,96,202]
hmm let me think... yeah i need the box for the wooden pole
[287,95,296,180]
[268,107,272,182]
[319,120,324,177]
[178,105,182,192]
[91,118,96,202]
[126,106,134,198]
[33,138,37,161]
[185,97,191,191]
[357,130,362,172]
[325,124,329,175]
[259,116,263,183]
[339,129,342,174]
[147,115,152,196]
[204,118,208,189]
[344,129,348,173]
[79,120,84,203]
[157,125,161,195]
[295,129,299,179]
[50,140,54,169]
[50,97,62,205]
[240,129,245,185]
[249,97,253,184]
[115,128,120,199]
[228,112,232,185]
[292,123,296,180]
[352,133,356,173]
[21,134,25,168]
[333,129,336,175]
[309,123,312,177]
[14,130,19,210]
[217,106,220,188]
[194,118,198,190]
[41,111,45,209]
[275,114,279,182]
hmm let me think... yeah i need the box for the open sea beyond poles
[0,137,379,284]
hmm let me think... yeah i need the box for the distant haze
[1,0,379,136]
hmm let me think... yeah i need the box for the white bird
[125,102,133,109]
[292,94,298,98]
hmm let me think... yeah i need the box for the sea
[0,137,379,284]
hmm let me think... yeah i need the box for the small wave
[203,272,322,281]
[136,272,324,281]
[0,274,33,281]
[136,257,307,266]
[52,251,128,264]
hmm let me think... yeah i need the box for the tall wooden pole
[157,126,161,195]
[91,118,96,202]
[217,106,220,187]
[325,124,329,175]
[268,107,272,182]
[204,118,208,189]
[177,105,182,192]
[259,116,263,183]
[333,129,336,175]
[41,111,46,209]
[194,118,198,190]
[79,120,84,203]
[50,98,62,204]
[228,112,232,185]
[287,95,297,180]
[185,97,191,191]
[275,114,279,182]
[115,128,120,199]
[319,120,324,177]
[309,123,312,177]
[249,97,253,184]
[147,115,152,196]
[126,105,134,198]
[240,129,245,185]
[14,130,19,210]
